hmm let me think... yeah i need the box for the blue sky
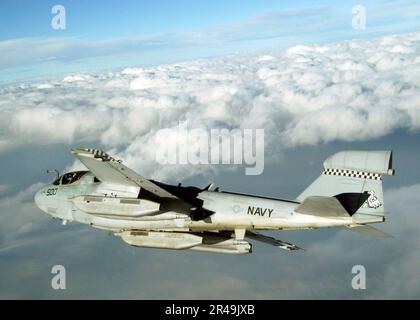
[1,0,420,83]
[0,0,351,40]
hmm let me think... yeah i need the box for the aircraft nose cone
[34,190,41,207]
[34,189,45,211]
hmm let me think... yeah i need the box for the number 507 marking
[46,188,58,196]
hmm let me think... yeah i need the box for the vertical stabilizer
[297,150,394,223]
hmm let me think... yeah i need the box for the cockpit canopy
[52,171,98,186]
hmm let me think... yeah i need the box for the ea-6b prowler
[34,148,395,254]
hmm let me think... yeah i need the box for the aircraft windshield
[60,171,88,185]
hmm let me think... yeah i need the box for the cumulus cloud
[0,182,46,249]
[1,32,420,180]
[0,185,8,194]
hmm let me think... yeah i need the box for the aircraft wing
[72,147,177,199]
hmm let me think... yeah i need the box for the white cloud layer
[1,32,420,180]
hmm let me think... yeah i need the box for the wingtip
[71,147,90,154]
[72,147,107,157]
[276,246,305,252]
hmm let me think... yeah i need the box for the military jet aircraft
[34,148,394,254]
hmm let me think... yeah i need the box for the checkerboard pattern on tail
[323,168,381,180]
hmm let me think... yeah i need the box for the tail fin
[297,150,395,224]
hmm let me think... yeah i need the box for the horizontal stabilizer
[246,231,303,251]
[296,192,369,218]
[345,224,393,239]
[295,196,350,217]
